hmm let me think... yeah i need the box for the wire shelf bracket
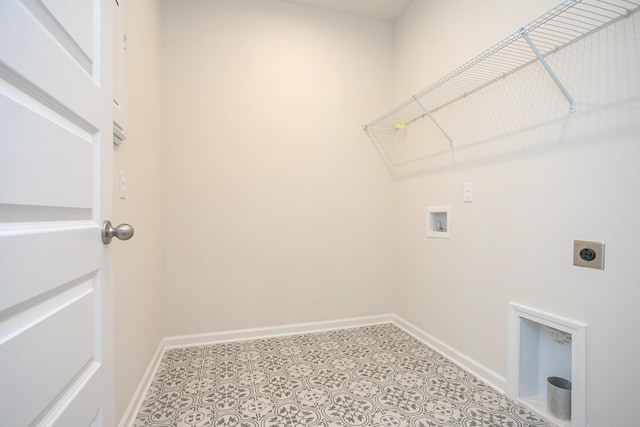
[519,29,576,113]
[413,96,453,149]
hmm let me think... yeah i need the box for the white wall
[116,1,639,424]
[392,1,640,425]
[112,0,164,421]
[160,0,395,336]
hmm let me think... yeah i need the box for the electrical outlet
[464,182,473,202]
[573,240,604,269]
[119,170,126,199]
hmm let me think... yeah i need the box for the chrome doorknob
[102,220,134,244]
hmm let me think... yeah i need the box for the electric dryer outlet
[573,240,605,269]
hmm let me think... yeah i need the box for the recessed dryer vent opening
[507,303,587,427]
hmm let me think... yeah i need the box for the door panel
[50,373,104,427]
[0,287,95,426]
[39,0,96,62]
[0,0,114,425]
[0,227,99,313]
[0,0,100,124]
[0,93,93,208]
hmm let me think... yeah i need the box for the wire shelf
[364,0,640,177]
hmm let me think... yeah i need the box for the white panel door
[0,0,115,426]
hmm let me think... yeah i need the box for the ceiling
[279,0,413,22]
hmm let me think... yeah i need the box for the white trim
[117,340,165,427]
[163,314,395,349]
[118,314,394,426]
[392,314,506,392]
[120,313,516,426]
[507,302,588,427]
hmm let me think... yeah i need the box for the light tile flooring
[133,323,549,427]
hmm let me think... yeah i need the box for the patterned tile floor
[133,323,549,427]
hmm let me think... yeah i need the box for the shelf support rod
[519,28,576,113]
[363,127,396,177]
[413,96,453,148]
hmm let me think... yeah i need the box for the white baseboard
[119,312,506,426]
[163,313,395,349]
[117,340,165,427]
[392,314,506,392]
[118,314,394,426]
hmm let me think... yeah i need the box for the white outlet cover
[119,170,126,199]
[463,182,473,202]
